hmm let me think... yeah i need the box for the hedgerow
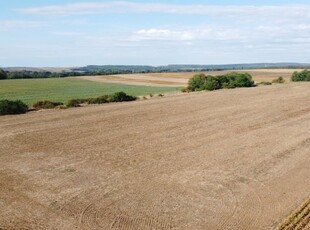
[66,92,136,107]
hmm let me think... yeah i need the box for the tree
[188,73,208,91]
[0,69,7,80]
[291,70,310,82]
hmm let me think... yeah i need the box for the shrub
[225,72,255,88]
[0,100,28,115]
[88,95,110,104]
[203,76,221,91]
[158,94,164,97]
[272,76,285,84]
[33,100,63,110]
[59,105,68,109]
[66,99,81,107]
[216,75,230,85]
[257,81,272,85]
[109,92,136,102]
[181,88,190,93]
[67,92,136,107]
[291,70,310,82]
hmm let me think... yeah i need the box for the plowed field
[0,83,309,229]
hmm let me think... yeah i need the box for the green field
[0,78,180,106]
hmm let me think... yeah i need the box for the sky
[1,0,310,67]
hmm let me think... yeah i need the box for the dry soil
[0,83,310,230]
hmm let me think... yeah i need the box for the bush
[33,100,63,110]
[225,72,255,88]
[203,76,221,91]
[272,76,285,84]
[66,99,81,107]
[188,73,207,91]
[88,95,109,104]
[109,92,136,102]
[0,100,28,115]
[181,88,190,93]
[291,70,310,82]
[257,81,272,85]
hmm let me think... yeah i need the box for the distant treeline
[1,63,310,80]
[0,69,133,80]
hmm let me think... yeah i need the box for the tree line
[0,69,134,80]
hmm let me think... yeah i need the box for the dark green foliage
[291,70,310,82]
[203,76,221,91]
[187,72,255,91]
[225,72,255,88]
[216,75,230,84]
[87,95,109,104]
[0,100,28,115]
[0,69,7,80]
[33,100,63,110]
[109,91,137,102]
[67,92,136,107]
[66,99,81,107]
[257,81,272,85]
[272,76,285,83]
[188,74,208,91]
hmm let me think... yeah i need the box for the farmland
[0,82,309,229]
[0,78,180,106]
[79,68,301,87]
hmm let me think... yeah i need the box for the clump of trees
[187,72,255,91]
[291,70,310,82]
[0,100,28,115]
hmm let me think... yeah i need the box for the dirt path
[0,83,309,229]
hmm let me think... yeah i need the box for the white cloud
[0,20,44,30]
[131,28,241,42]
[17,2,310,23]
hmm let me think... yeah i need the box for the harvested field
[80,69,302,87]
[0,83,310,229]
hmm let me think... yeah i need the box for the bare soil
[0,83,310,230]
[79,69,302,87]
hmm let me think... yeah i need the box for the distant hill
[2,63,310,73]
[73,63,310,73]
[2,67,74,73]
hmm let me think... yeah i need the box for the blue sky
[1,0,310,67]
